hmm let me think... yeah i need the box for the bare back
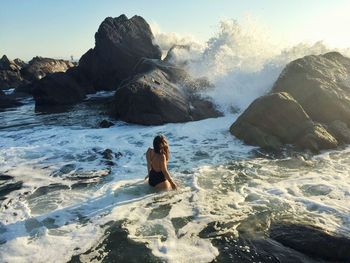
[148,148,165,172]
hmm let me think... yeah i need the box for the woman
[145,135,177,191]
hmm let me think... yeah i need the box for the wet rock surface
[269,223,350,262]
[69,221,162,263]
[0,180,23,200]
[111,59,221,125]
[0,91,22,109]
[199,220,348,262]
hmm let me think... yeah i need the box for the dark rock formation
[0,55,25,90]
[0,88,22,109]
[231,52,350,152]
[13,58,27,68]
[199,221,316,262]
[111,59,221,125]
[69,221,162,263]
[21,56,74,82]
[31,72,86,106]
[273,52,350,125]
[0,181,23,200]
[99,119,114,128]
[269,223,350,261]
[230,92,337,151]
[1,55,74,91]
[79,14,162,90]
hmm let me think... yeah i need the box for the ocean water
[1,19,350,262]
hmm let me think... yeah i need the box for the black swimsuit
[148,152,166,187]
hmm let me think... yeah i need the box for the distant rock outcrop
[21,56,74,82]
[18,14,163,107]
[0,54,75,96]
[111,59,221,125]
[79,14,162,90]
[0,55,25,90]
[230,52,350,152]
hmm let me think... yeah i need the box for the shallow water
[0,93,350,262]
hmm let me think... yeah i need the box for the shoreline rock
[230,52,350,152]
[111,59,221,125]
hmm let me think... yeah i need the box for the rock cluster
[16,14,221,125]
[0,55,74,91]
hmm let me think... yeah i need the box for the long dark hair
[153,135,170,161]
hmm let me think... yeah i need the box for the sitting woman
[145,135,177,191]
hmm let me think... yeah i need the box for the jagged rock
[13,58,27,69]
[0,55,25,89]
[21,56,74,81]
[230,92,338,151]
[111,59,221,125]
[79,14,162,90]
[272,52,350,126]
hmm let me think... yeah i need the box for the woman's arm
[145,148,152,179]
[160,154,177,190]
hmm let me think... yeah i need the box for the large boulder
[31,72,86,106]
[230,92,338,151]
[20,56,74,82]
[79,14,162,90]
[272,52,350,125]
[0,55,25,89]
[111,59,221,125]
[231,52,350,152]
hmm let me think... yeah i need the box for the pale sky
[0,0,349,61]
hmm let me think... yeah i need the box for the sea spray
[153,17,350,112]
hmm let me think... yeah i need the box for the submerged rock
[99,119,114,128]
[231,52,350,152]
[230,92,337,151]
[79,14,162,90]
[0,181,23,199]
[69,221,162,263]
[111,59,221,125]
[0,90,22,109]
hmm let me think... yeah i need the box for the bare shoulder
[146,147,153,157]
[160,154,166,162]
